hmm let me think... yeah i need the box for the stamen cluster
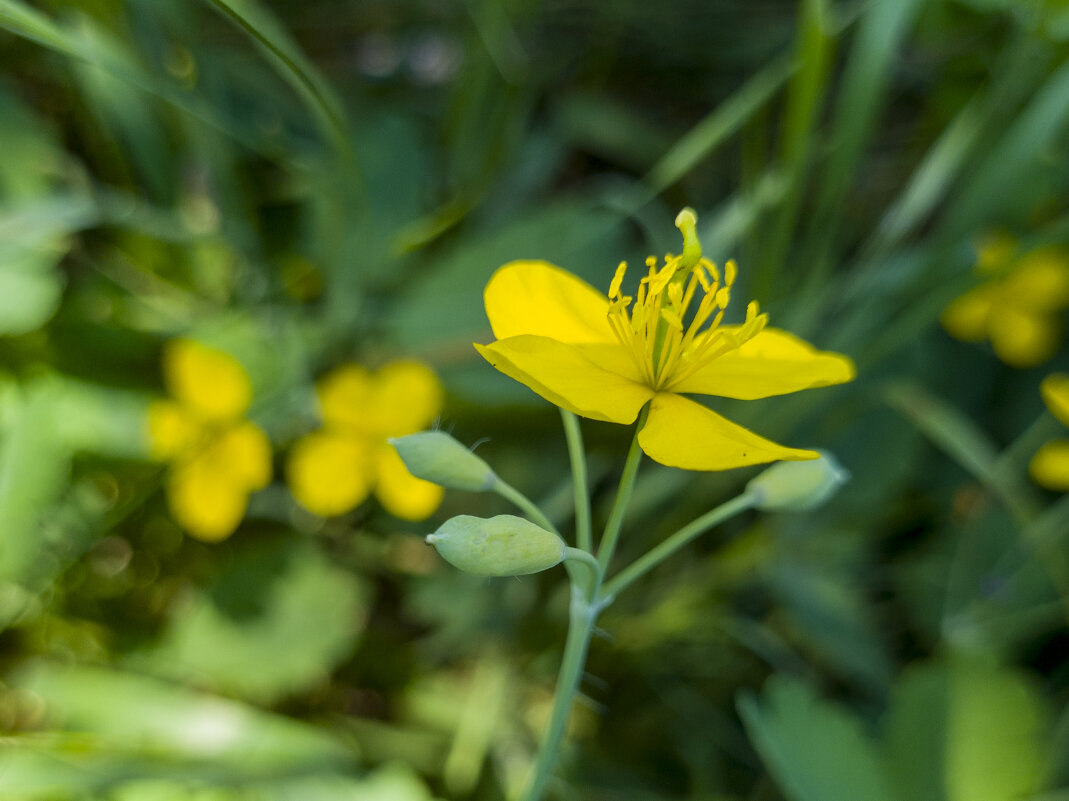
[606,253,768,390]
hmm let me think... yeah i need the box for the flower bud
[389,431,496,491]
[426,514,566,576]
[746,451,849,512]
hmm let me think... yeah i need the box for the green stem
[518,586,599,801]
[602,490,758,600]
[560,410,593,552]
[563,547,601,601]
[596,406,649,573]
[493,478,560,535]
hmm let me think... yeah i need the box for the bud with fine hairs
[390,431,496,491]
[426,514,566,576]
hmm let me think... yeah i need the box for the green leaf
[739,676,893,801]
[636,55,793,206]
[946,656,1048,801]
[137,540,369,704]
[884,380,1042,526]
[0,385,70,584]
[768,563,894,691]
[12,661,353,768]
[0,267,65,336]
[884,662,952,801]
[0,0,292,163]
[385,196,629,360]
[202,0,352,157]
[943,54,1069,235]
[884,656,1050,801]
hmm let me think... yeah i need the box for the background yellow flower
[1030,373,1069,491]
[286,360,445,520]
[942,236,1069,367]
[147,339,272,542]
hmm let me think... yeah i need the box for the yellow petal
[941,285,996,343]
[163,339,253,422]
[669,327,855,399]
[1002,246,1069,311]
[315,363,372,430]
[1029,439,1069,492]
[988,307,1060,367]
[475,335,653,423]
[637,392,818,471]
[147,399,200,459]
[1040,373,1069,428]
[374,445,444,521]
[368,360,444,436]
[167,455,249,542]
[484,261,616,344]
[213,421,272,491]
[317,360,443,437]
[286,432,373,517]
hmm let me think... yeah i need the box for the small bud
[390,431,496,491]
[746,451,849,512]
[426,514,566,576]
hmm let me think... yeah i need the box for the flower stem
[563,547,601,601]
[493,478,560,535]
[596,406,649,573]
[518,586,599,801]
[560,409,593,552]
[602,490,758,600]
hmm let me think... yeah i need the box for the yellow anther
[715,287,731,308]
[695,264,712,292]
[725,259,738,286]
[661,308,685,331]
[667,281,684,308]
[648,264,675,294]
[609,262,628,299]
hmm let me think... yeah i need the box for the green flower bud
[746,451,849,512]
[426,514,566,576]
[389,431,496,491]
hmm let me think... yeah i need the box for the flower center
[605,211,767,391]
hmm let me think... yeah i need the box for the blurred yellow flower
[1030,373,1069,491]
[148,339,272,542]
[941,233,1069,367]
[474,211,855,471]
[286,360,445,520]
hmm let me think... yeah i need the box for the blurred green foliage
[0,0,1068,799]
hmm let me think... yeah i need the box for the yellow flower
[286,360,445,520]
[474,211,855,471]
[941,233,1069,367]
[148,339,272,542]
[1030,373,1069,491]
